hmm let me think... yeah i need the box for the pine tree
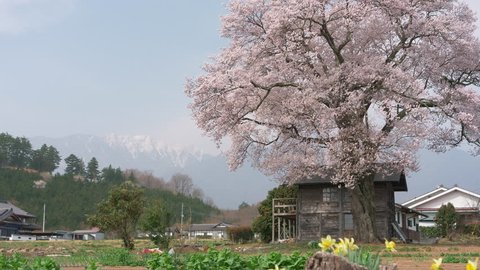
[86,157,100,182]
[64,154,85,176]
[31,144,61,173]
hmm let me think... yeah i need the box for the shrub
[227,226,254,243]
[464,224,480,236]
[436,203,458,238]
[420,226,441,238]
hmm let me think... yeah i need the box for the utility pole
[42,203,46,232]
[180,203,184,238]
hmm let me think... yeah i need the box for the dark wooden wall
[297,182,395,241]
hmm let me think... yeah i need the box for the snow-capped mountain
[27,134,480,209]
[103,134,206,167]
[29,134,277,209]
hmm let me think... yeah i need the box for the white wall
[419,190,480,209]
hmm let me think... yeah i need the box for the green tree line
[0,133,219,230]
[0,133,60,172]
[0,167,219,230]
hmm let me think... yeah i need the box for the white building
[187,222,234,239]
[402,185,480,227]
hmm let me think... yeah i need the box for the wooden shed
[296,172,407,241]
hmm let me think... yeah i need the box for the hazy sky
[1,0,480,201]
[0,0,228,153]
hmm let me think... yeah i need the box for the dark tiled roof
[297,171,407,191]
[0,208,13,221]
[0,200,36,218]
[395,203,427,217]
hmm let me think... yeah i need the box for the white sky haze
[1,0,480,202]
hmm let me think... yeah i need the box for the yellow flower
[319,235,336,252]
[334,238,358,255]
[342,237,359,251]
[384,239,396,252]
[466,258,479,270]
[333,241,347,255]
[268,265,285,270]
[431,258,442,270]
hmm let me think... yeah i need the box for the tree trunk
[121,234,134,250]
[305,252,367,270]
[350,173,378,243]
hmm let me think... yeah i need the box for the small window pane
[323,187,338,202]
[344,214,353,230]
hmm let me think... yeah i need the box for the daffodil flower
[467,258,479,270]
[333,241,347,255]
[430,257,442,270]
[268,265,285,270]
[319,235,336,252]
[342,237,359,251]
[384,239,396,252]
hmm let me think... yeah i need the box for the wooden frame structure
[271,197,297,242]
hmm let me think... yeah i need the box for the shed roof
[296,171,407,191]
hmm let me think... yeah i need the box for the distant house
[0,200,40,239]
[187,222,234,239]
[402,185,480,227]
[72,228,105,240]
[394,203,427,242]
[295,172,408,241]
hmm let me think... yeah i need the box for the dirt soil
[388,245,480,270]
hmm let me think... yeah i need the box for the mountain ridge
[29,134,277,209]
[29,134,480,210]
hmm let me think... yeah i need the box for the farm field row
[1,239,480,269]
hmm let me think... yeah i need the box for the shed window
[344,214,354,230]
[323,187,338,202]
[342,189,351,203]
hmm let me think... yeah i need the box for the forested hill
[0,168,219,230]
[0,132,219,230]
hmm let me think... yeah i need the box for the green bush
[420,226,441,238]
[464,224,480,236]
[227,226,254,243]
[436,203,458,238]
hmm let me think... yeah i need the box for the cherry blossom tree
[186,0,480,242]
